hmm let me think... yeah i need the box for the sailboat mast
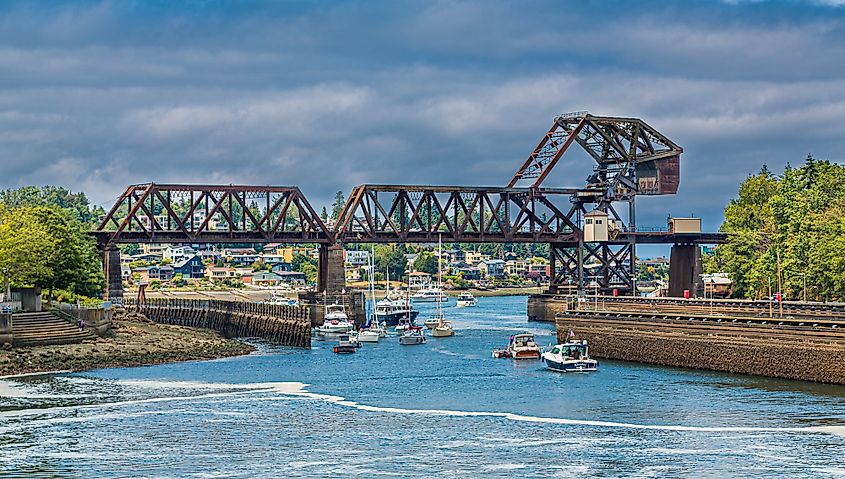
[437,234,442,318]
[369,245,377,326]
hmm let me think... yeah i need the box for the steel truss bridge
[93,112,726,298]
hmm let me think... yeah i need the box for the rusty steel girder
[93,183,333,245]
[509,112,682,196]
[333,185,582,243]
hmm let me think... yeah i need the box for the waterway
[2,296,845,478]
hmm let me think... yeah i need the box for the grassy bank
[0,314,254,376]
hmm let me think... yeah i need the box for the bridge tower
[509,112,683,295]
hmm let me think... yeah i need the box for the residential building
[121,265,132,282]
[270,263,293,274]
[259,253,287,265]
[479,259,506,278]
[527,263,550,278]
[140,244,169,256]
[205,266,231,279]
[173,255,205,279]
[345,250,371,266]
[345,265,362,282]
[457,267,481,281]
[277,271,307,285]
[134,265,174,282]
[505,260,529,277]
[251,272,284,287]
[408,271,432,289]
[163,245,197,263]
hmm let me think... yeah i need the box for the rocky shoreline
[0,312,255,376]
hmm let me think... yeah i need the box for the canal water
[2,296,845,478]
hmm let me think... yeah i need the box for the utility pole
[776,250,783,318]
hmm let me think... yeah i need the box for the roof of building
[172,255,202,268]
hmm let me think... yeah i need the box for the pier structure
[125,298,311,348]
[552,296,845,384]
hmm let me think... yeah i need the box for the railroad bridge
[92,112,726,303]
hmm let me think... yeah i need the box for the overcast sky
[2,0,844,236]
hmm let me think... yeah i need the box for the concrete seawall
[127,298,310,348]
[557,315,845,385]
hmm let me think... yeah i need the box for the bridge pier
[668,243,702,297]
[101,245,123,304]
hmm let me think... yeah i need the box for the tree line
[707,155,845,301]
[0,186,105,300]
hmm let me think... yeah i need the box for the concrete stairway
[12,311,94,347]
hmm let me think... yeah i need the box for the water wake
[4,378,844,438]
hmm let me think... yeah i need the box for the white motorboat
[423,317,440,329]
[411,288,448,303]
[541,339,599,373]
[399,326,426,345]
[492,333,542,359]
[316,304,353,334]
[357,328,380,342]
[455,292,477,307]
[333,334,359,354]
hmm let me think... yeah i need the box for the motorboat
[357,328,381,343]
[492,333,542,359]
[541,340,598,372]
[455,292,477,307]
[263,293,299,307]
[411,287,448,303]
[423,317,440,329]
[399,326,426,345]
[332,334,359,354]
[374,296,420,326]
[316,304,353,334]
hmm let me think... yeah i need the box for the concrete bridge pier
[101,245,124,304]
[668,243,703,297]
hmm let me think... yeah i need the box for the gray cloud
[0,0,844,235]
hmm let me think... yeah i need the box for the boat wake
[4,378,845,438]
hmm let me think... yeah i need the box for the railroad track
[556,309,845,338]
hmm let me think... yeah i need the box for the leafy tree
[331,191,346,220]
[413,252,439,275]
[0,206,103,299]
[716,157,845,300]
[320,206,329,222]
[376,246,407,281]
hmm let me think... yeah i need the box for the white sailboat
[358,245,382,343]
[430,234,454,338]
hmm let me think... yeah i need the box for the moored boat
[399,326,426,345]
[411,287,448,303]
[491,333,541,359]
[541,340,598,373]
[455,292,477,307]
[333,334,358,354]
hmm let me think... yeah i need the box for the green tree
[331,191,346,220]
[376,246,408,281]
[413,252,439,275]
[0,206,103,299]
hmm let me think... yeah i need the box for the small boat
[333,334,358,354]
[423,317,440,329]
[455,292,477,307]
[357,328,381,343]
[399,326,426,345]
[411,287,448,303]
[492,333,541,359]
[317,304,354,334]
[541,340,598,373]
[395,317,415,334]
[263,293,299,306]
[431,317,454,338]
